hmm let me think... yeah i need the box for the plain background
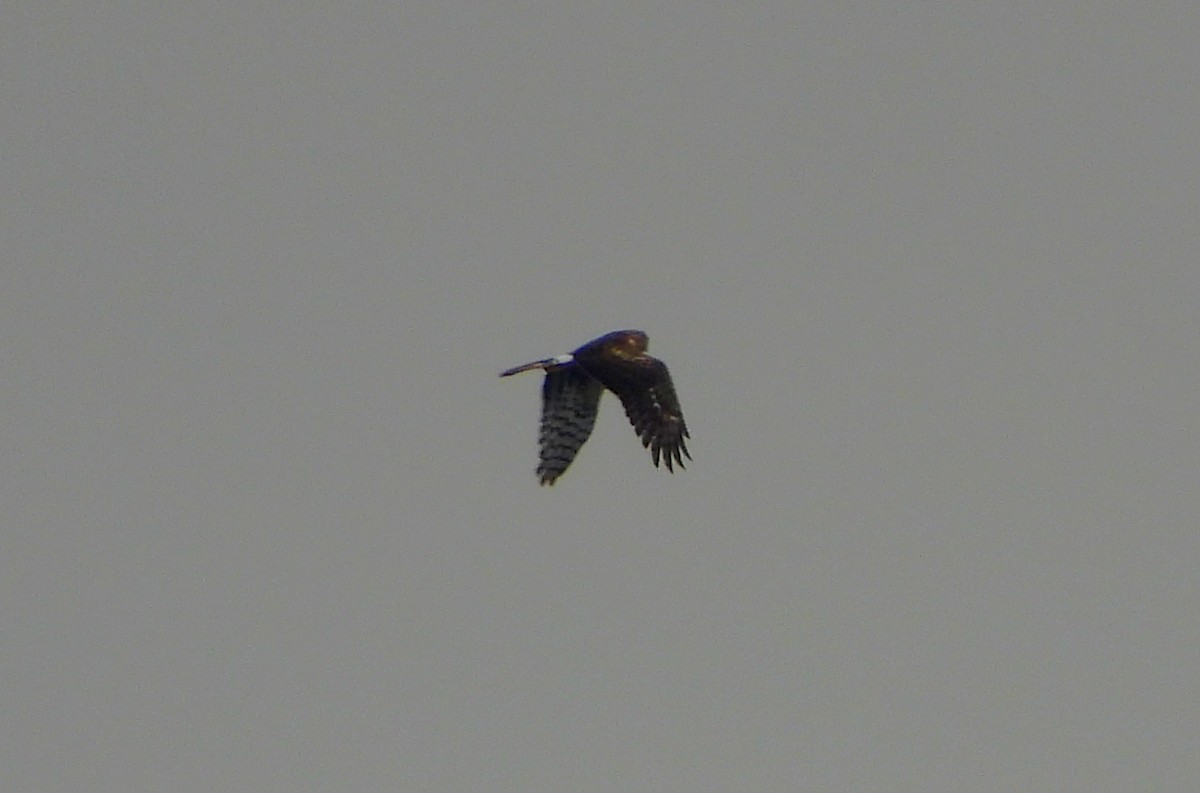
[3,4,1198,791]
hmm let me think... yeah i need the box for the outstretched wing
[584,356,691,472]
[537,367,604,485]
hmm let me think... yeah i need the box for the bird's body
[500,330,691,485]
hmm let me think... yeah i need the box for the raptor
[500,330,691,485]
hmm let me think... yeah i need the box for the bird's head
[605,329,648,360]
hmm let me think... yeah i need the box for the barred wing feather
[582,356,691,473]
[536,368,604,485]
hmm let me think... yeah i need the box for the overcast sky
[3,4,1198,792]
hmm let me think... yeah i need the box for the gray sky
[4,3,1198,791]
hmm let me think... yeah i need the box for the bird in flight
[500,329,691,485]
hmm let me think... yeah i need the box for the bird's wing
[536,367,604,485]
[586,356,691,472]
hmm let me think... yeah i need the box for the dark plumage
[500,330,691,485]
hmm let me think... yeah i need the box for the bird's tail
[499,359,556,377]
[499,354,574,378]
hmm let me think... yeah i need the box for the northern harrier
[500,330,691,485]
